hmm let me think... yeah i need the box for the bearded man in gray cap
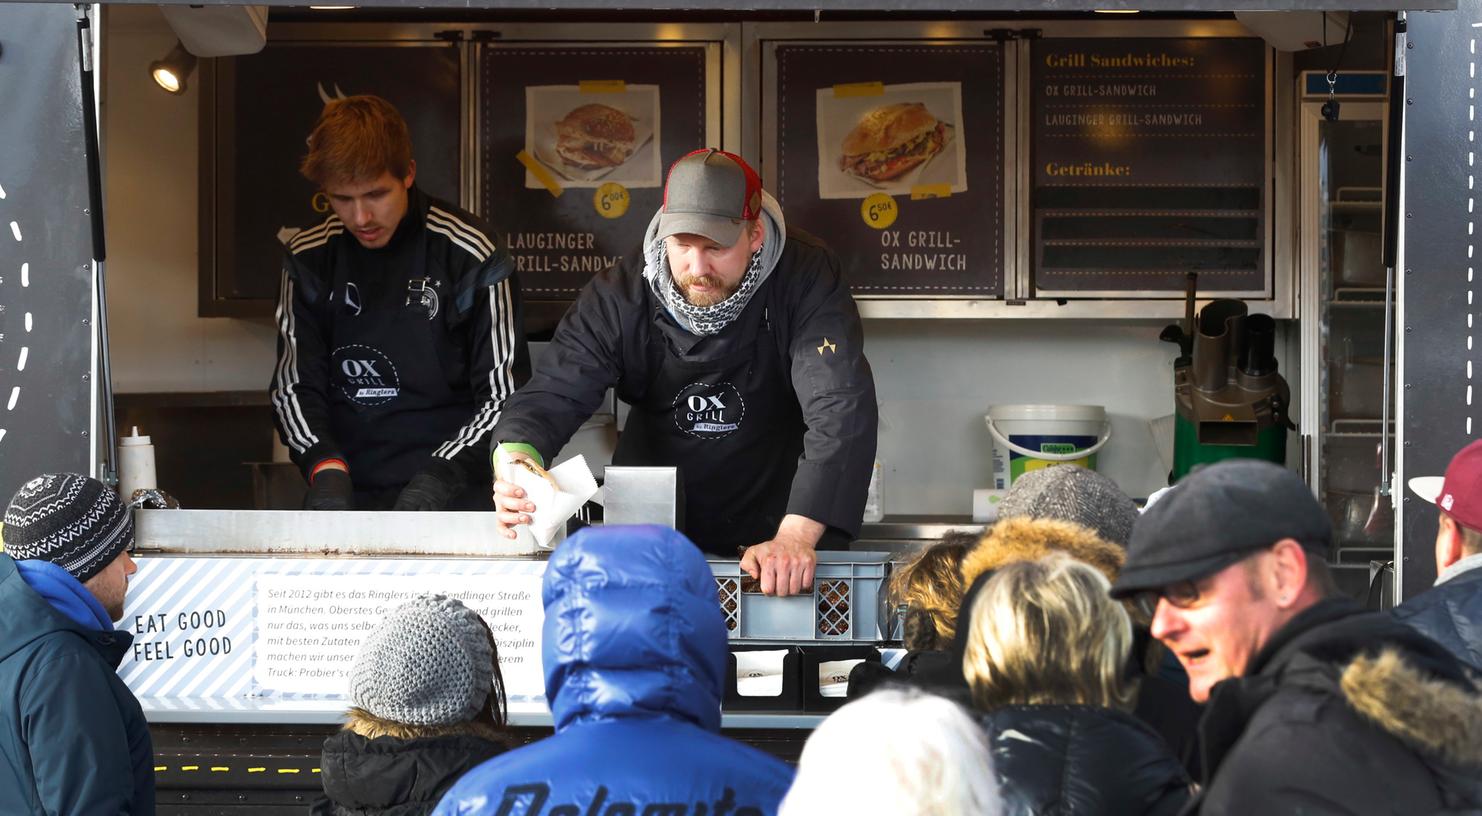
[1112,459,1482,814]
[0,473,154,814]
[489,148,877,597]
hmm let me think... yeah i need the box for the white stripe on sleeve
[436,278,517,460]
[270,268,319,452]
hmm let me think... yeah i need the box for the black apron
[614,295,807,556]
[327,230,490,508]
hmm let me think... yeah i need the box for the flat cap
[1111,460,1331,598]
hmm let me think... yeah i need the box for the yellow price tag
[579,80,628,93]
[594,182,631,219]
[910,184,952,201]
[833,82,885,98]
[860,193,898,230]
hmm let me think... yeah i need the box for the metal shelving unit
[1299,86,1394,586]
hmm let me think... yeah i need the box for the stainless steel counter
[135,509,540,556]
[136,509,982,557]
[140,697,826,730]
[852,515,986,552]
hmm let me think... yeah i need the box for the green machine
[1162,280,1294,482]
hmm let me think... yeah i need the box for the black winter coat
[980,705,1191,816]
[312,730,505,816]
[1391,562,1482,671]
[1192,598,1482,815]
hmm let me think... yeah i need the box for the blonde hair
[962,553,1134,711]
[887,533,972,649]
[780,688,1003,816]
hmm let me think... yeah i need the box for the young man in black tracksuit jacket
[490,150,877,596]
[271,96,528,511]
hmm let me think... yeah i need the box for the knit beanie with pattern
[2,473,134,583]
[349,594,494,727]
[996,465,1138,548]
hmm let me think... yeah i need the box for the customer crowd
[2,449,1481,814]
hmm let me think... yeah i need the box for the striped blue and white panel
[118,557,549,704]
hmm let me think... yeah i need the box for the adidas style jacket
[270,187,528,492]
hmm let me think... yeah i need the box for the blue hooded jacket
[433,526,794,815]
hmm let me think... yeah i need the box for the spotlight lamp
[150,40,197,95]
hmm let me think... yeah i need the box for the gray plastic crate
[708,552,892,642]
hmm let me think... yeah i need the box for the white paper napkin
[734,649,788,697]
[818,658,865,698]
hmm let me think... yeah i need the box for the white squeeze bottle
[118,426,158,501]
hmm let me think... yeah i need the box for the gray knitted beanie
[349,594,494,727]
[997,465,1138,548]
[3,473,134,582]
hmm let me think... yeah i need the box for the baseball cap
[654,148,763,247]
[1110,459,1332,598]
[1409,439,1482,531]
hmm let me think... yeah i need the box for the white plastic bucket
[985,404,1112,489]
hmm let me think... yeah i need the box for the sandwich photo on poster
[524,85,663,188]
[815,82,968,200]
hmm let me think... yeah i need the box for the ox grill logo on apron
[332,344,401,406]
[674,381,746,439]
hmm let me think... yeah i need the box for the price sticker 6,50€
[860,192,898,230]
[594,182,631,219]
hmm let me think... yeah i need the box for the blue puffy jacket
[433,526,795,815]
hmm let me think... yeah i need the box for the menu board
[480,46,711,301]
[771,43,1005,297]
[0,3,94,496]
[208,43,462,308]
[1030,38,1267,293]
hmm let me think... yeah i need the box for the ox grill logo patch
[673,381,745,440]
[331,344,401,406]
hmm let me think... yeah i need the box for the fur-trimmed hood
[1341,649,1482,768]
[962,516,1125,587]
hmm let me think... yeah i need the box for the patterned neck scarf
[647,241,766,336]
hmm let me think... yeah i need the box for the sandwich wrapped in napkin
[494,444,599,550]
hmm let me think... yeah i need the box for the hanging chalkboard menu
[768,42,1005,298]
[203,43,463,314]
[479,45,711,304]
[1030,38,1268,294]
